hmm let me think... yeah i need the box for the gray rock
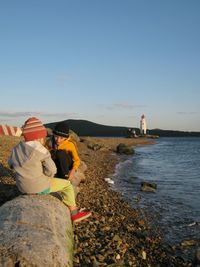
[72,171,86,187]
[87,142,102,151]
[69,130,80,143]
[141,181,157,192]
[71,172,85,197]
[78,160,87,173]
[0,194,74,267]
[116,143,135,155]
[70,161,87,191]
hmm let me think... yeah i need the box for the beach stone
[141,181,157,192]
[0,194,74,267]
[70,161,87,185]
[116,143,135,155]
[71,172,86,187]
[69,129,80,143]
[70,161,87,196]
[87,142,102,151]
[78,160,87,172]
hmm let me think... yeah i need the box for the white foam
[104,178,114,184]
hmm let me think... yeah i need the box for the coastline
[74,137,192,266]
[0,136,192,266]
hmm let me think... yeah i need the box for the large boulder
[78,160,87,173]
[0,154,88,267]
[0,195,74,267]
[69,130,80,143]
[116,143,135,155]
[71,161,87,195]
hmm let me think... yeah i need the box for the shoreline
[0,136,193,266]
[74,137,192,266]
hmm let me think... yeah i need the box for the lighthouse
[140,114,147,135]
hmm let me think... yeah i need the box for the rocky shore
[0,136,193,266]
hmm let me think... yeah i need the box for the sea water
[110,137,200,260]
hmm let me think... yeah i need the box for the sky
[0,0,200,131]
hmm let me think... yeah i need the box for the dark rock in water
[116,143,135,155]
[141,181,157,192]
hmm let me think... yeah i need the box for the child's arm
[42,155,57,177]
[68,142,80,181]
[70,143,80,171]
[68,168,76,181]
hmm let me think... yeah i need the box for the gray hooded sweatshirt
[8,141,57,194]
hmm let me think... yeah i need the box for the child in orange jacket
[47,121,80,183]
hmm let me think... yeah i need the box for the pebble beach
[0,136,193,267]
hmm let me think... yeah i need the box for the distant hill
[149,128,200,137]
[45,119,200,137]
[45,119,134,137]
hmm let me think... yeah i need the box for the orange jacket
[57,137,80,171]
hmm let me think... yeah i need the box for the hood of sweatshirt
[8,141,56,193]
[8,141,49,168]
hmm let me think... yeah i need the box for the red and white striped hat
[22,117,47,141]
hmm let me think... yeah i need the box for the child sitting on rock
[46,121,80,183]
[8,117,91,223]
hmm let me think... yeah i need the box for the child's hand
[68,168,75,181]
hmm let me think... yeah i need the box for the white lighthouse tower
[140,114,147,135]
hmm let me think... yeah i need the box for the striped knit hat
[22,117,47,141]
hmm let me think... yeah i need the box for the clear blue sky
[0,0,200,131]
